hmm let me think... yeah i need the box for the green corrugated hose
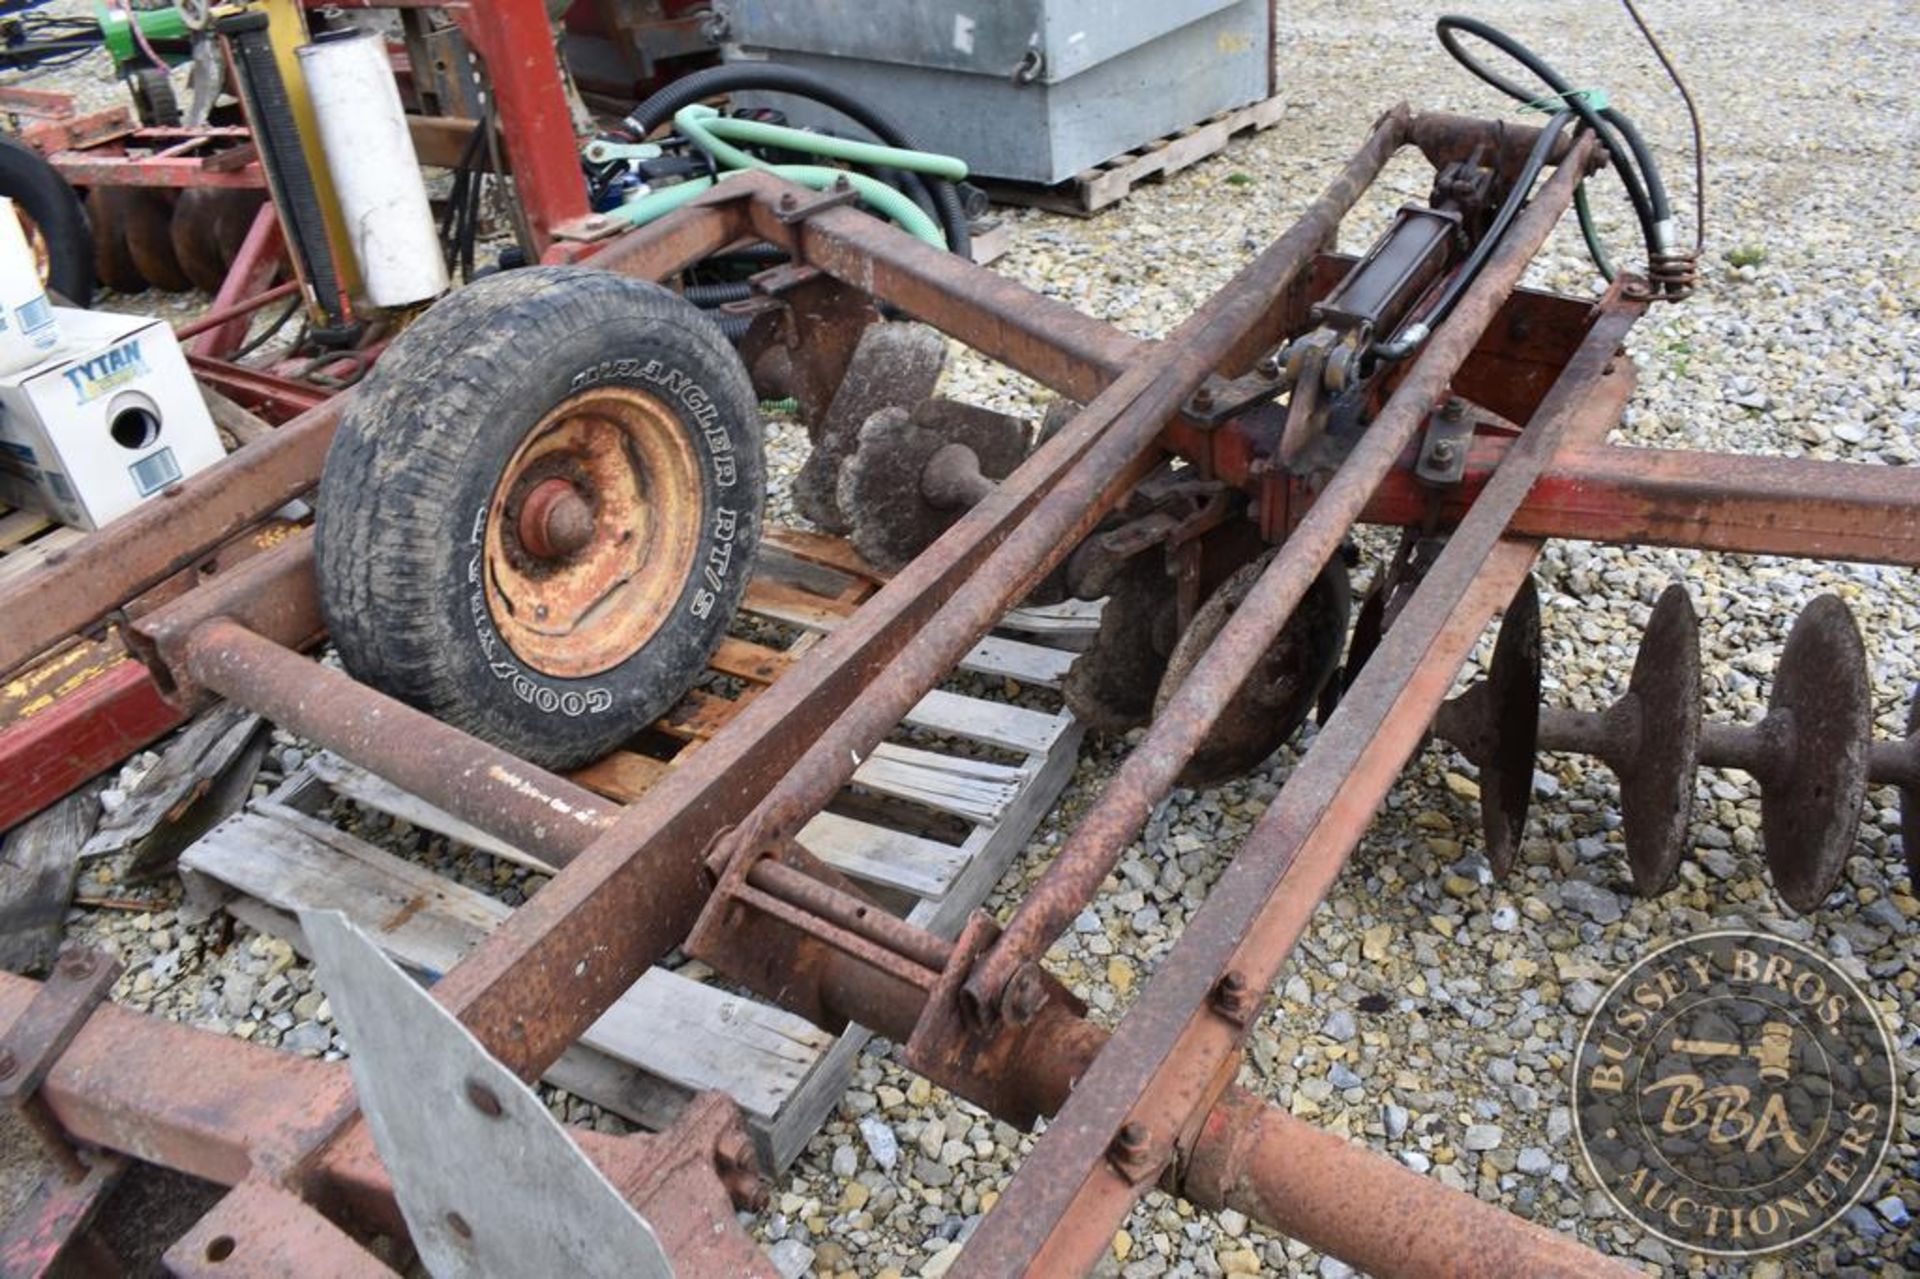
[606,104,958,250]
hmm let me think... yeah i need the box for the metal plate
[1616,583,1701,895]
[1477,576,1540,876]
[1761,595,1871,913]
[302,910,672,1279]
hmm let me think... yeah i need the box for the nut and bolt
[1003,964,1050,1024]
[778,192,798,212]
[1211,969,1255,1023]
[1429,439,1458,465]
[1109,1119,1155,1177]
[1190,386,1215,413]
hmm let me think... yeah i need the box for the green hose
[607,175,717,227]
[652,104,949,248]
[697,112,968,182]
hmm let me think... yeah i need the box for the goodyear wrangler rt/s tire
[315,267,765,769]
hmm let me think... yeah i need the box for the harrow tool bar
[0,103,1916,1277]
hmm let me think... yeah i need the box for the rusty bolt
[465,1079,503,1118]
[1191,386,1215,413]
[1109,1119,1154,1175]
[1211,969,1254,1023]
[56,947,97,981]
[0,1049,16,1080]
[1003,964,1050,1025]
[1440,397,1467,422]
[1255,353,1282,380]
[778,191,798,212]
[715,1130,755,1172]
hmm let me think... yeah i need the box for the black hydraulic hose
[1376,109,1577,359]
[1435,15,1671,262]
[625,62,970,257]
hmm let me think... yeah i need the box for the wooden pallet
[181,528,1094,1171]
[979,93,1287,217]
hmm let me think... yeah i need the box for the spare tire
[316,266,766,769]
[0,136,91,306]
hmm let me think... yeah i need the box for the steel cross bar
[964,133,1603,1013]
[955,274,1642,1275]
[1352,440,1920,566]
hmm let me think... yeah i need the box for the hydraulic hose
[1375,108,1577,359]
[624,61,971,257]
[1435,15,1671,264]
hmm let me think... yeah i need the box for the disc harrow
[1434,585,1914,911]
[0,18,1916,1272]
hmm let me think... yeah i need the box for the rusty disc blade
[1478,575,1540,877]
[170,187,230,294]
[840,398,1028,573]
[121,188,190,292]
[1150,553,1350,787]
[86,188,148,294]
[1903,683,1919,890]
[1063,557,1179,734]
[1761,594,1871,913]
[1615,583,1702,896]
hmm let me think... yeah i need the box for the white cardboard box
[0,306,223,530]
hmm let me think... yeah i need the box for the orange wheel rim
[15,208,49,285]
[483,387,704,679]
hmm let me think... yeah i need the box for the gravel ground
[11,2,1919,1276]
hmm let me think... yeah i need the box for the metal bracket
[0,943,122,1179]
[549,212,629,244]
[772,177,860,225]
[1415,397,1476,486]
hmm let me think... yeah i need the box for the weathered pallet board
[979,94,1287,217]
[183,529,1096,1171]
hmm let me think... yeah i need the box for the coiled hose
[1435,15,1681,289]
[624,62,971,258]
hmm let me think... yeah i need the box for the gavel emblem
[1671,1022,1796,1083]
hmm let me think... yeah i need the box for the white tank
[0,197,63,376]
[297,27,449,308]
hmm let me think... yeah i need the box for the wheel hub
[518,478,597,561]
[483,387,703,680]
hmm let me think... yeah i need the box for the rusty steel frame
[2,103,1918,1277]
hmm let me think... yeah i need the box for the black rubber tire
[315,266,766,769]
[0,137,92,306]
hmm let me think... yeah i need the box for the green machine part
[94,4,193,66]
